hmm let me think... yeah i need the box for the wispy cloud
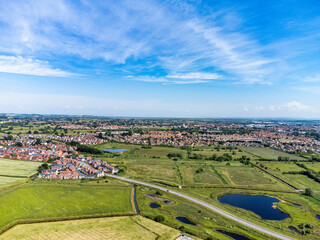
[167,72,221,80]
[0,0,277,84]
[0,55,72,77]
[132,75,210,84]
[296,86,320,95]
[303,74,320,82]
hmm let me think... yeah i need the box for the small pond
[288,226,301,235]
[316,215,320,220]
[163,200,170,204]
[102,149,129,153]
[150,203,160,209]
[218,194,289,220]
[217,230,250,240]
[293,203,301,207]
[176,217,196,226]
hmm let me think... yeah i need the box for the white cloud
[0,55,72,77]
[167,72,221,80]
[283,101,311,111]
[243,106,249,112]
[133,76,209,84]
[0,0,277,84]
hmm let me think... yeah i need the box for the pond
[218,194,290,220]
[102,149,129,153]
[217,230,251,240]
[150,203,160,209]
[316,215,320,220]
[293,203,301,207]
[176,217,196,226]
[288,226,301,235]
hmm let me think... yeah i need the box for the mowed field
[0,215,181,240]
[242,147,305,160]
[0,184,133,231]
[0,158,42,177]
[0,176,25,187]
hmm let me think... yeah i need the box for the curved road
[107,174,296,240]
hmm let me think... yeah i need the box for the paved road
[107,174,296,240]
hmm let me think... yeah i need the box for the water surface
[102,149,129,152]
[150,203,160,209]
[288,226,301,235]
[219,194,289,220]
[176,217,196,226]
[217,230,250,240]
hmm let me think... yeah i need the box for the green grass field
[0,176,25,187]
[242,147,305,160]
[0,183,133,231]
[180,165,223,185]
[258,162,305,173]
[0,158,42,177]
[304,162,320,172]
[216,166,291,191]
[0,215,180,240]
[285,174,320,191]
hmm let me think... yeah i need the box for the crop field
[0,176,24,187]
[0,183,133,231]
[242,147,305,160]
[0,215,180,240]
[0,158,42,177]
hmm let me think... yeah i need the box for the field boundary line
[252,164,301,191]
[210,166,228,184]
[0,174,28,178]
[129,216,161,240]
[0,212,136,235]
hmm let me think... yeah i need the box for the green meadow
[0,215,181,240]
[0,183,133,232]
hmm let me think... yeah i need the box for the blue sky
[0,0,320,118]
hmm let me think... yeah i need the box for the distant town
[1,115,319,156]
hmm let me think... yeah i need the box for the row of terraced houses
[39,156,119,180]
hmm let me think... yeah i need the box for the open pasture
[0,158,42,177]
[242,147,305,160]
[304,162,320,172]
[123,159,179,184]
[285,174,320,191]
[0,215,180,240]
[180,165,223,185]
[258,162,305,173]
[0,184,133,231]
[216,166,291,190]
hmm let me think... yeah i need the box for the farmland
[0,215,181,240]
[0,183,133,232]
[0,158,42,177]
[0,158,42,188]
